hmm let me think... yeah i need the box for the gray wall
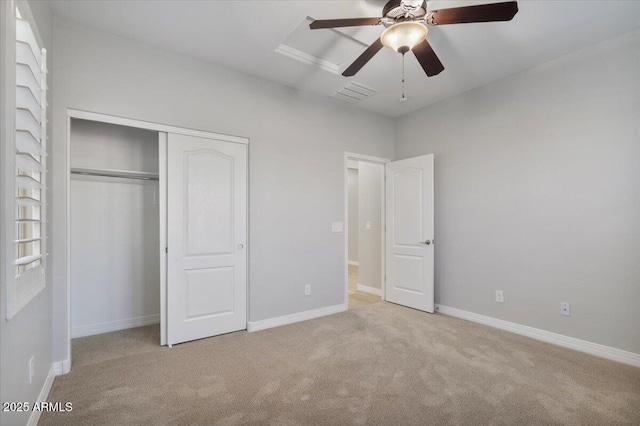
[347,168,359,264]
[0,1,54,425]
[50,18,395,363]
[395,29,640,354]
[357,162,384,291]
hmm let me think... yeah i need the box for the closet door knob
[237,244,244,250]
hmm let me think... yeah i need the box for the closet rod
[70,168,159,181]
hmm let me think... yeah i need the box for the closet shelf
[70,167,159,181]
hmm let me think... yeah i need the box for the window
[6,5,47,319]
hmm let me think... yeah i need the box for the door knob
[420,240,431,245]
[237,244,244,250]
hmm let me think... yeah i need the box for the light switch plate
[366,221,371,230]
[332,222,343,233]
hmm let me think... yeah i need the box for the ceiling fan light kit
[380,22,428,52]
[309,0,518,97]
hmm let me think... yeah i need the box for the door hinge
[165,247,168,254]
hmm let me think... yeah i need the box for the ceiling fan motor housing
[383,0,427,23]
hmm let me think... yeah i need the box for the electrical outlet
[304,284,311,296]
[366,221,371,230]
[29,356,34,384]
[561,302,571,316]
[495,290,504,303]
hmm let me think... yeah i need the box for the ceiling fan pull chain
[401,52,407,101]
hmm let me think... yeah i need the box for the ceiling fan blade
[310,18,381,30]
[412,39,444,77]
[428,1,518,25]
[342,38,384,77]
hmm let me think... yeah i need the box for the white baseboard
[71,314,160,338]
[356,283,382,296]
[248,303,346,332]
[53,359,71,375]
[435,304,640,368]
[348,261,359,266]
[26,363,57,426]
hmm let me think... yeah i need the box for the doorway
[344,152,436,314]
[344,153,389,309]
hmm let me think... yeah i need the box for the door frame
[343,152,390,305]
[64,108,249,369]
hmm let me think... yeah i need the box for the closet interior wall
[70,118,160,338]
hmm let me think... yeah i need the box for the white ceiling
[48,0,640,117]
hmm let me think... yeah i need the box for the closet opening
[69,118,162,353]
[65,110,249,369]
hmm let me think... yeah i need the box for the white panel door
[385,154,434,313]
[167,133,247,345]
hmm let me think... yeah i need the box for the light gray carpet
[41,299,640,425]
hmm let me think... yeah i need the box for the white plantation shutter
[9,9,47,316]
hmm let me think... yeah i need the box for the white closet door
[167,133,247,345]
[385,154,434,313]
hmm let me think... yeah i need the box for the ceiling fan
[310,0,518,79]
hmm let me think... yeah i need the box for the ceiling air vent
[331,82,376,104]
